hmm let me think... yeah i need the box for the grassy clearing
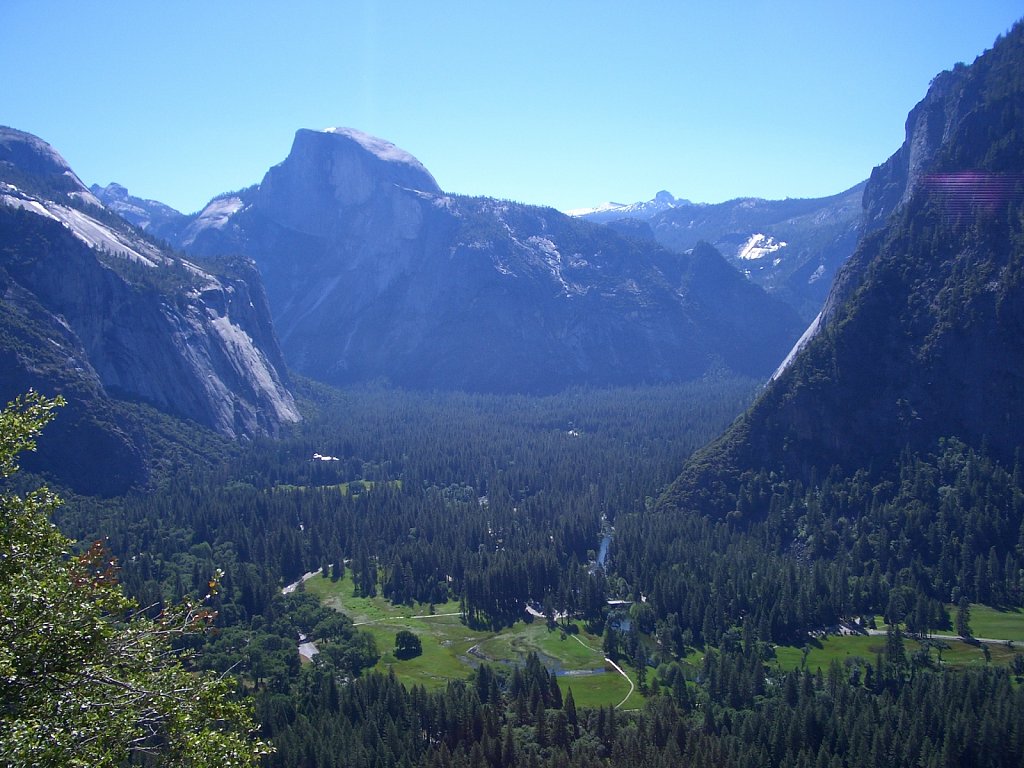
[937,636,1017,667]
[561,668,635,710]
[773,629,1019,674]
[304,573,644,706]
[305,572,481,687]
[306,573,1022,699]
[937,604,1024,643]
[303,570,459,624]
[272,479,401,496]
[870,602,1024,646]
[773,634,887,673]
[475,621,605,671]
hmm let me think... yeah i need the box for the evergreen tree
[955,598,972,638]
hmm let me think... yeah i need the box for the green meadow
[773,627,1020,675]
[303,570,1024,709]
[302,571,643,709]
[931,604,1024,644]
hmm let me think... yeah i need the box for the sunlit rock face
[0,127,300,492]
[181,128,803,393]
[90,182,185,235]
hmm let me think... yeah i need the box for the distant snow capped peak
[566,190,693,222]
[563,201,628,217]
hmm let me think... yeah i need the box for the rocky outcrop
[90,182,186,235]
[820,30,1015,335]
[861,71,966,230]
[251,127,441,238]
[0,127,101,205]
[180,128,804,393]
[0,128,300,491]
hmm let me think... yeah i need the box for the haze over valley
[1,6,1023,768]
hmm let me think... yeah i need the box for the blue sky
[2,2,1020,214]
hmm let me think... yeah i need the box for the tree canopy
[0,391,268,767]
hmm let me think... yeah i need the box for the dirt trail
[570,634,635,709]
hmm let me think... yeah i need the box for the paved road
[864,628,1015,645]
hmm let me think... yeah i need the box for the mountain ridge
[574,183,866,321]
[0,127,300,493]
[171,127,805,394]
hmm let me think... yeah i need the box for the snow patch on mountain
[565,201,629,217]
[807,264,827,284]
[737,233,787,261]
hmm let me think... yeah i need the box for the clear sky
[2,2,1020,215]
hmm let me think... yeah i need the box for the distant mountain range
[90,182,184,235]
[565,190,691,222]
[663,21,1024,515]
[9,21,1019,500]
[0,127,299,494]
[0,122,823,491]
[570,184,865,321]
[161,128,805,394]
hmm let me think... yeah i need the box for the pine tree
[956,598,972,638]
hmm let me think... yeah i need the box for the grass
[773,634,888,673]
[561,669,636,710]
[305,572,1024,704]
[303,572,644,707]
[933,604,1024,643]
[272,479,400,496]
[773,624,1020,675]
[868,602,1024,652]
[475,621,606,671]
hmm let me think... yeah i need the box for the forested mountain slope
[9,19,1024,768]
[664,21,1024,518]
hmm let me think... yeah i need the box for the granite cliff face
[861,70,971,231]
[0,127,300,492]
[180,128,804,393]
[811,26,1023,352]
[663,23,1024,515]
[252,127,441,237]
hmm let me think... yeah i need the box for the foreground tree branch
[0,391,271,767]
